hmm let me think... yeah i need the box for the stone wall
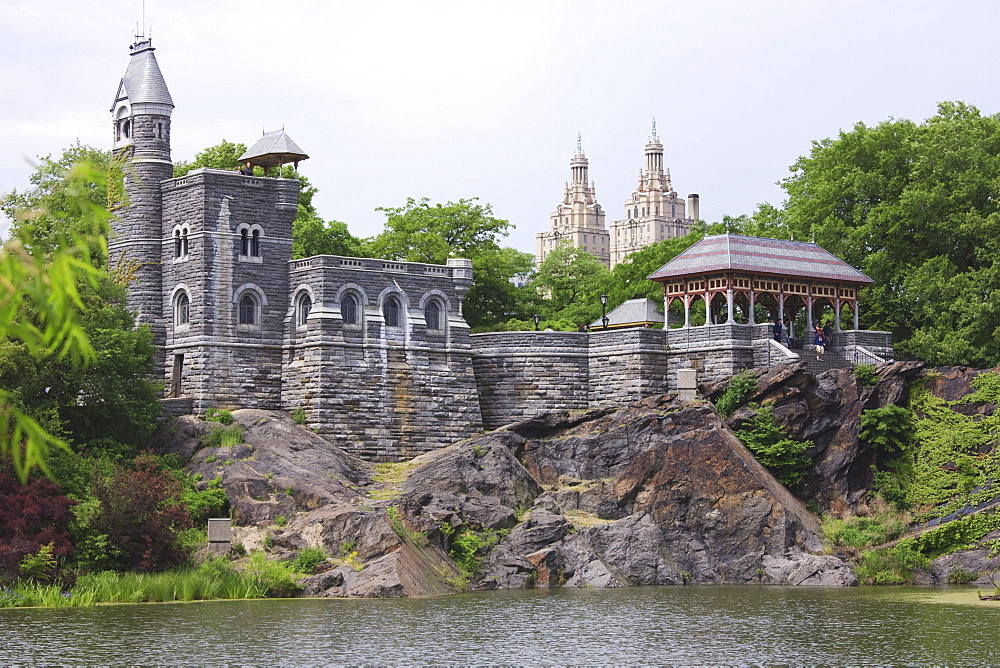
[281,255,482,461]
[665,324,757,387]
[470,329,670,430]
[833,330,895,363]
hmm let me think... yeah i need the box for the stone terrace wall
[834,330,895,363]
[470,329,670,430]
[588,329,669,405]
[665,324,757,387]
[281,255,481,461]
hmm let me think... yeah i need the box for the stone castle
[109,38,892,462]
[535,124,700,269]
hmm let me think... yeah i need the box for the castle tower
[608,120,697,268]
[108,35,174,357]
[536,134,610,266]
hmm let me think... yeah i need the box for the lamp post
[600,294,609,330]
[533,314,540,331]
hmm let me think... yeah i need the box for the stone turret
[109,36,174,361]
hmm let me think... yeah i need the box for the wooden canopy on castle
[648,234,873,331]
[239,130,309,170]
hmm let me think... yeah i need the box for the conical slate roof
[111,40,173,110]
[239,130,309,168]
[648,233,872,284]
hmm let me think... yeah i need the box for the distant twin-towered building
[535,124,700,268]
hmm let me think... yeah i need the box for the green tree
[606,228,704,308]
[531,243,611,327]
[369,197,533,330]
[172,139,246,177]
[0,159,111,481]
[777,102,1000,366]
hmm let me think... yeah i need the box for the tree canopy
[369,197,535,330]
[774,101,1000,366]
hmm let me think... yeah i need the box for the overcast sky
[2,0,998,253]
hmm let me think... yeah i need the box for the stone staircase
[798,347,854,374]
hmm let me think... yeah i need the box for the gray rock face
[705,361,926,516]
[159,397,855,597]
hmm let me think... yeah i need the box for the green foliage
[854,364,879,388]
[860,405,914,453]
[201,423,244,449]
[855,541,929,585]
[439,522,503,578]
[715,370,758,418]
[274,515,287,527]
[291,546,328,574]
[292,407,307,425]
[370,196,534,330]
[0,155,123,480]
[822,505,910,549]
[734,406,813,487]
[205,408,234,425]
[386,505,427,546]
[910,509,1000,559]
[172,139,246,177]
[947,567,977,584]
[180,477,228,525]
[605,228,704,307]
[874,378,1000,513]
[531,243,611,327]
[18,542,58,582]
[292,215,366,259]
[776,102,1000,367]
[242,551,302,597]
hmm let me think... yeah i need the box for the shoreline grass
[0,553,305,608]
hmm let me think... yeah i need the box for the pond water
[1,586,997,665]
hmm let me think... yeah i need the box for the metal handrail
[852,345,887,366]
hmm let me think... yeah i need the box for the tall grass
[0,553,303,608]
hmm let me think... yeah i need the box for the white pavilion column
[749,290,756,324]
[726,287,735,323]
[806,294,814,331]
[704,291,711,326]
[835,298,841,330]
[854,302,860,330]
[778,293,785,327]
[684,295,691,327]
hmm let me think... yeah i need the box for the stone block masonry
[280,256,482,461]
[471,329,670,430]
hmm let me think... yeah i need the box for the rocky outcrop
[704,361,925,515]
[156,395,855,596]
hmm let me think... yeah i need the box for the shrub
[822,506,910,550]
[440,522,503,577]
[0,467,75,580]
[205,408,234,425]
[291,546,328,574]
[854,364,879,388]
[201,423,244,449]
[856,541,928,584]
[243,551,301,597]
[715,370,757,418]
[860,405,914,453]
[734,406,812,487]
[947,567,977,584]
[82,454,193,572]
[292,407,307,425]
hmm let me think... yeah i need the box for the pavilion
[648,233,873,334]
[647,233,891,384]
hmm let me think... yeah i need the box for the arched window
[342,294,358,325]
[425,301,441,330]
[240,229,249,256]
[239,294,257,325]
[384,296,401,327]
[298,293,312,327]
[181,228,189,255]
[176,293,190,326]
[174,230,182,258]
[250,229,261,257]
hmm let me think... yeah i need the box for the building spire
[576,132,583,156]
[651,117,657,140]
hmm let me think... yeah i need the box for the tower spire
[651,117,657,140]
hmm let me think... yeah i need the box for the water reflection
[1,586,997,664]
